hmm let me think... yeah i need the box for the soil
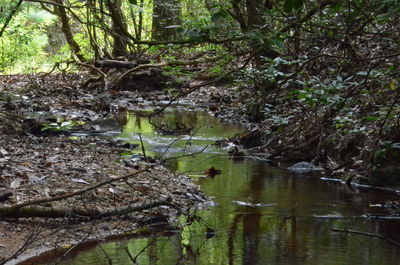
[0,73,209,263]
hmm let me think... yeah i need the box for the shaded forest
[1,0,400,263]
[2,0,398,185]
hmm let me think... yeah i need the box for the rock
[287,161,323,174]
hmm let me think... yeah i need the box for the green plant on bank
[263,103,293,132]
[161,64,189,95]
[334,111,356,130]
[0,3,56,73]
[292,75,354,108]
[163,65,186,80]
[239,57,297,96]
[41,119,84,132]
[374,141,400,160]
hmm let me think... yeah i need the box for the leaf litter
[0,73,209,262]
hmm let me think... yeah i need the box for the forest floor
[0,73,209,263]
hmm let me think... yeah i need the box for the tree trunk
[105,0,129,57]
[152,0,181,41]
[55,0,85,62]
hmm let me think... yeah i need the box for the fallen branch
[94,60,137,69]
[0,198,172,219]
[77,62,107,79]
[331,228,400,247]
[113,56,220,89]
[9,166,153,211]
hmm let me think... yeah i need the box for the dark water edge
[17,110,400,265]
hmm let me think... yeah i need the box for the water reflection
[25,110,400,265]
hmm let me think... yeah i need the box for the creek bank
[0,73,209,263]
[184,81,400,192]
[187,86,400,218]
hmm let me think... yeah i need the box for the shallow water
[21,110,400,265]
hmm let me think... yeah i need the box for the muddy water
[23,111,400,265]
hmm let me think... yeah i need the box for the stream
[19,110,400,265]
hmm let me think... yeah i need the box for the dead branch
[113,56,220,89]
[0,198,172,219]
[77,62,107,79]
[9,166,153,211]
[94,60,137,69]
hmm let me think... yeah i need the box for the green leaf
[335,123,344,129]
[40,124,49,131]
[128,0,137,5]
[60,121,72,127]
[362,116,379,122]
[120,151,133,157]
[271,38,284,49]
[374,148,386,159]
[211,12,221,23]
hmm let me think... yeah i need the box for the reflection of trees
[242,213,261,265]
[227,214,240,265]
[226,161,267,265]
[124,235,184,265]
[147,236,182,265]
[227,212,261,265]
[378,220,400,242]
[135,115,142,130]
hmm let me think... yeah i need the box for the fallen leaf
[205,166,222,177]
[10,179,21,189]
[71,178,90,184]
[0,148,8,156]
[109,187,116,194]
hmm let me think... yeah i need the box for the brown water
[19,110,400,265]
